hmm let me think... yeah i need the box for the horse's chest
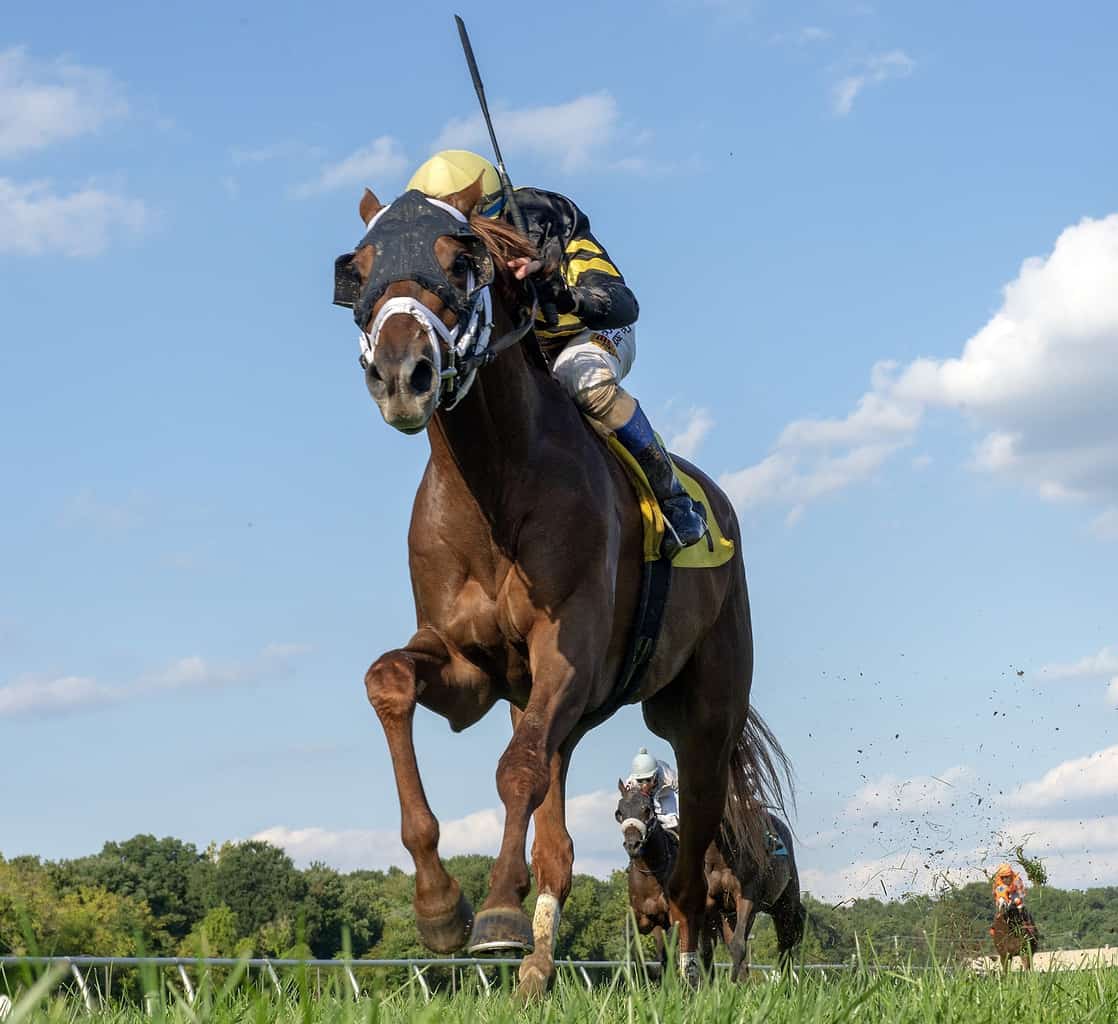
[438,576,532,694]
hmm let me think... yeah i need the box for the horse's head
[616,779,658,858]
[333,179,534,434]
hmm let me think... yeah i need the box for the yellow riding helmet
[406,150,504,216]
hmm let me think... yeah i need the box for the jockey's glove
[534,274,578,316]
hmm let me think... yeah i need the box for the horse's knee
[365,651,417,721]
[496,741,550,809]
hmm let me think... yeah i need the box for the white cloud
[803,830,1118,902]
[1009,744,1118,808]
[842,766,969,819]
[257,789,625,877]
[291,136,408,198]
[1041,646,1118,680]
[668,408,714,460]
[0,178,149,256]
[1109,678,1118,707]
[832,50,915,116]
[723,214,1118,528]
[770,25,831,46]
[231,141,325,166]
[1004,816,1118,853]
[0,644,308,719]
[800,846,986,903]
[0,675,122,717]
[434,93,620,174]
[0,47,127,158]
[60,488,150,530]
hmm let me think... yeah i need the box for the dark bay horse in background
[991,904,1039,972]
[334,178,790,996]
[616,785,804,981]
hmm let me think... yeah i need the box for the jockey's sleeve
[655,782,680,830]
[512,187,639,332]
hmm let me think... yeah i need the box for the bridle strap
[456,299,537,378]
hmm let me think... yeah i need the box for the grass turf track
[6,962,1118,1024]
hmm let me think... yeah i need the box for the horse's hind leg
[727,897,755,983]
[645,669,742,985]
[645,584,752,985]
[365,633,474,953]
[772,889,806,975]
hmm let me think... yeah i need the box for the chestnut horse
[334,178,789,996]
[991,904,1039,972]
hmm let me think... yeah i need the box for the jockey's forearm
[571,283,639,330]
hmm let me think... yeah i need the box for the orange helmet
[995,862,1015,878]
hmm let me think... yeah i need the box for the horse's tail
[722,704,795,869]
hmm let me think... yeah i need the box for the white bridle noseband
[620,817,648,840]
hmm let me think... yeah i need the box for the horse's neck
[427,338,545,509]
[641,828,675,886]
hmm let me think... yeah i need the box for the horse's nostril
[409,359,434,395]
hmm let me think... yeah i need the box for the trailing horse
[616,784,804,981]
[991,903,1039,972]
[333,179,790,996]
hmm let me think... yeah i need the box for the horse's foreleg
[468,632,588,963]
[518,736,579,998]
[365,641,472,953]
[727,896,755,983]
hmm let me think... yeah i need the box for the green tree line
[3,836,1117,969]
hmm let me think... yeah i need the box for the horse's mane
[468,213,549,373]
[468,213,538,267]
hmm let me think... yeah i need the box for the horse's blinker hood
[333,190,494,329]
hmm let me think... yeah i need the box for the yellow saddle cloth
[607,437,735,568]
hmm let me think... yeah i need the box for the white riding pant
[550,325,636,422]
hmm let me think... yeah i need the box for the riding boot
[615,403,708,560]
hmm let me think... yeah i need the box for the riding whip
[453,15,558,327]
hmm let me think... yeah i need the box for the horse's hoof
[516,955,554,1002]
[415,889,474,954]
[467,906,534,954]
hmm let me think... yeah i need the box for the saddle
[606,437,735,569]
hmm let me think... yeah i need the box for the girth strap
[580,552,672,730]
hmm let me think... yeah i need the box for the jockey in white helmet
[624,747,679,833]
[405,150,708,560]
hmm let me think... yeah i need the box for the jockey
[992,862,1027,910]
[625,747,680,834]
[404,149,708,559]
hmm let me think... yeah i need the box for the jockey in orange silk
[992,863,1026,909]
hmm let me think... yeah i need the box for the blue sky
[3,0,1117,903]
